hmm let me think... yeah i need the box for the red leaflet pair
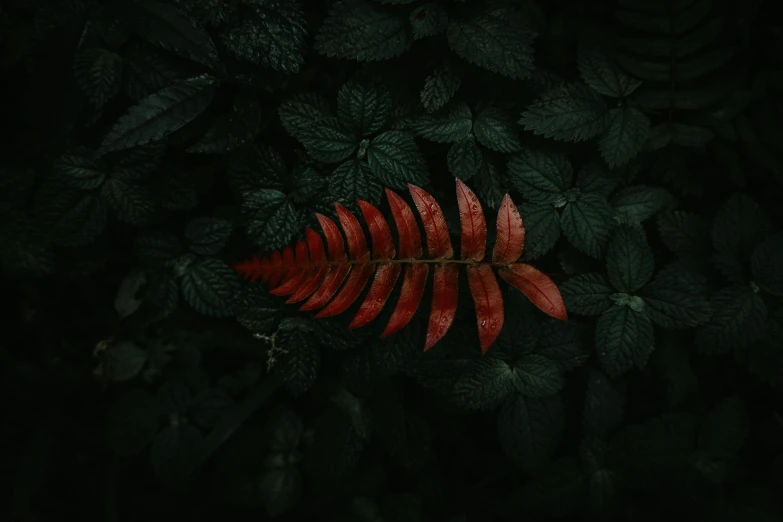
[234,179,567,353]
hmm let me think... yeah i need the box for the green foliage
[5,0,783,520]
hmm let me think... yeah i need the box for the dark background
[2,0,782,521]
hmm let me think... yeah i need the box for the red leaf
[456,178,486,261]
[499,264,568,321]
[424,264,458,351]
[299,264,351,311]
[385,188,423,259]
[335,203,370,260]
[285,228,329,303]
[492,194,525,264]
[270,241,309,296]
[287,265,330,304]
[382,264,429,337]
[349,263,402,329]
[358,200,396,259]
[315,264,375,318]
[316,213,347,262]
[408,184,453,258]
[234,179,568,353]
[305,227,326,263]
[269,248,287,288]
[467,264,504,353]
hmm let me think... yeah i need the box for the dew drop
[441,316,448,324]
[471,204,478,210]
[480,319,487,327]
[489,322,496,331]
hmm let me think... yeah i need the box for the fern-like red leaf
[234,179,568,353]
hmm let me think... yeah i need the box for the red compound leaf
[234,179,568,353]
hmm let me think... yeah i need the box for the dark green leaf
[512,355,565,398]
[190,388,233,430]
[260,467,303,517]
[103,341,147,382]
[277,318,321,397]
[410,3,448,39]
[314,0,410,61]
[73,47,123,108]
[598,107,650,169]
[611,185,672,223]
[180,257,241,317]
[640,268,712,328]
[228,145,287,199]
[605,225,655,293]
[297,116,358,163]
[220,0,308,72]
[473,106,520,152]
[447,7,535,80]
[413,102,473,143]
[507,148,572,203]
[265,405,304,452]
[450,358,516,410]
[242,189,299,249]
[54,148,106,190]
[366,131,429,188]
[698,396,748,457]
[560,194,614,258]
[561,273,614,316]
[588,469,618,515]
[577,46,642,98]
[115,270,146,319]
[236,285,283,334]
[338,80,392,137]
[138,271,180,323]
[185,217,232,256]
[447,138,482,180]
[584,366,625,440]
[596,304,654,377]
[278,93,334,139]
[520,82,608,142]
[135,231,182,264]
[101,178,155,224]
[99,75,217,155]
[518,202,560,260]
[154,170,199,210]
[421,63,461,113]
[150,424,203,490]
[576,162,620,198]
[497,393,564,473]
[105,389,159,456]
[751,232,783,296]
[187,94,261,153]
[123,42,192,101]
[538,321,590,371]
[657,210,711,258]
[608,413,696,489]
[329,159,382,206]
[712,192,772,283]
[37,185,108,247]
[289,167,325,204]
[473,158,505,210]
[696,285,767,354]
[111,143,166,180]
[126,0,221,70]
[514,457,585,517]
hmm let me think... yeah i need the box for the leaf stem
[265,257,511,269]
